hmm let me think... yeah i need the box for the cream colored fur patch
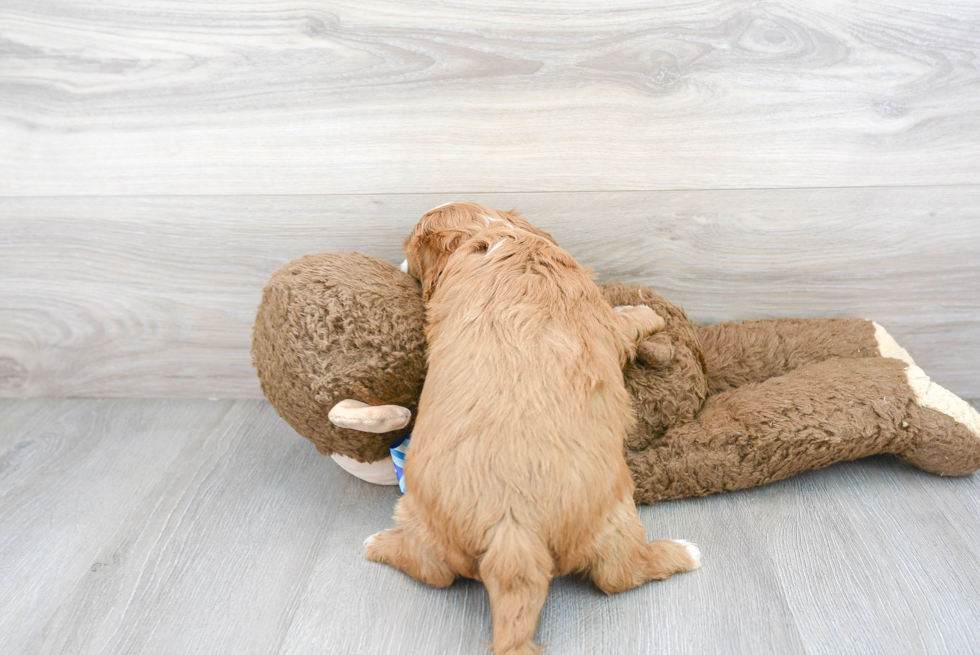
[331,453,399,485]
[906,365,980,438]
[873,322,916,366]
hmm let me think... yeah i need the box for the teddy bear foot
[898,365,980,477]
[868,325,979,476]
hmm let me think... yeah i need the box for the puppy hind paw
[669,539,702,570]
[645,539,702,576]
[363,530,399,563]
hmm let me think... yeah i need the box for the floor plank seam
[3,181,980,200]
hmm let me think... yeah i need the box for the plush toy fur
[253,253,980,503]
[252,252,425,464]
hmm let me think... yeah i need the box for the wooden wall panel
[2,188,977,398]
[2,0,979,195]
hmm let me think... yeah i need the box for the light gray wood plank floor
[3,398,979,655]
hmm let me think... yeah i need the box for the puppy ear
[419,246,452,302]
[406,229,464,302]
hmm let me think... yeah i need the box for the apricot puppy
[365,202,700,655]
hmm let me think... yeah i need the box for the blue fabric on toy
[390,435,410,493]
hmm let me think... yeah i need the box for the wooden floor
[2,397,980,655]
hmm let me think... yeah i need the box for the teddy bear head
[252,252,427,463]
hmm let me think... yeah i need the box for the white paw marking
[399,259,409,273]
[672,539,701,569]
[364,533,380,548]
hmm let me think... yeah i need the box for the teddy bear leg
[364,495,456,588]
[627,357,979,504]
[586,499,700,594]
[696,318,899,393]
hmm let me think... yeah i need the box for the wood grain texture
[23,401,344,655]
[1,399,978,654]
[748,455,980,654]
[2,0,980,195]
[0,399,237,654]
[2,188,978,398]
[535,494,807,655]
[281,481,806,655]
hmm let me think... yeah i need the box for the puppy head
[404,202,556,300]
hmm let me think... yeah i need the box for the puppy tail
[479,519,553,655]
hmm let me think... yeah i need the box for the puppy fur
[365,202,700,655]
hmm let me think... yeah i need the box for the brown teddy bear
[252,252,980,503]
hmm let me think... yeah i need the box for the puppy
[365,202,700,655]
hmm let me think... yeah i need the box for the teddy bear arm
[627,357,980,504]
[695,318,889,394]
